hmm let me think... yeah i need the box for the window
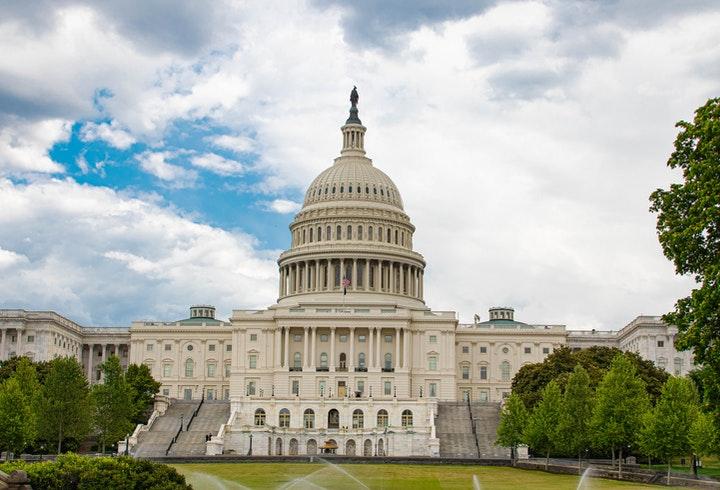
[352,409,364,428]
[292,380,300,395]
[27,335,34,343]
[207,363,216,377]
[249,354,257,369]
[358,352,366,368]
[165,344,172,351]
[384,381,392,396]
[255,409,266,426]
[225,364,231,377]
[479,391,488,402]
[336,225,342,239]
[524,347,531,354]
[279,408,290,428]
[304,409,315,429]
[358,226,363,240]
[293,334,302,342]
[226,344,232,352]
[146,344,153,352]
[347,225,352,239]
[657,340,665,348]
[377,409,388,427]
[542,347,550,354]
[319,380,326,396]
[480,346,487,353]
[293,352,302,368]
[209,344,216,352]
[462,366,470,380]
[429,383,437,397]
[428,356,438,371]
[320,334,328,342]
[357,380,365,394]
[384,353,392,370]
[462,346,469,354]
[368,226,373,241]
[247,381,256,395]
[250,334,258,342]
[402,410,413,427]
[162,388,170,396]
[163,364,172,377]
[187,345,194,351]
[674,358,683,376]
[339,335,348,343]
[384,335,392,343]
[657,357,667,369]
[429,335,437,343]
[184,359,194,377]
[358,335,366,342]
[500,361,511,381]
[320,352,328,367]
[480,366,488,380]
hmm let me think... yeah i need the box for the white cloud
[80,120,136,149]
[0,178,278,324]
[135,151,197,187]
[0,118,70,175]
[190,152,244,175]
[262,199,302,214]
[208,134,255,153]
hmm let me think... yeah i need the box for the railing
[289,367,303,372]
[467,397,481,457]
[354,367,367,372]
[186,396,204,431]
[382,367,395,372]
[316,366,329,372]
[165,421,183,456]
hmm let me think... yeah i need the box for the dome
[303,158,404,210]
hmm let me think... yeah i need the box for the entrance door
[338,381,347,398]
[183,388,192,400]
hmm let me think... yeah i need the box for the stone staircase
[469,402,510,458]
[167,401,230,456]
[133,400,200,458]
[435,402,479,458]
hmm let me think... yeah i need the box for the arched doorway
[307,439,317,455]
[328,409,340,429]
[289,438,298,455]
[345,439,356,456]
[276,437,283,455]
[339,352,347,370]
[363,439,372,456]
[377,438,384,456]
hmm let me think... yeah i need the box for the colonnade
[274,326,411,371]
[85,343,128,383]
[279,258,423,299]
[0,328,22,360]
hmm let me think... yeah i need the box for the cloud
[190,153,244,176]
[261,199,302,214]
[208,134,255,153]
[0,178,278,324]
[135,151,197,187]
[80,120,136,149]
[0,118,70,175]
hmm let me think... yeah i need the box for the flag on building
[341,277,351,295]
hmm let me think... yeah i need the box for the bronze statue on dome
[350,86,358,107]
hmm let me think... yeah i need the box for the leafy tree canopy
[0,356,51,384]
[125,363,161,424]
[496,393,529,456]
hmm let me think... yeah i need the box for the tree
[591,354,650,478]
[0,356,51,384]
[92,356,135,453]
[496,393,529,464]
[638,377,699,484]
[125,364,160,424]
[0,378,35,458]
[650,98,720,389]
[524,380,561,469]
[689,412,718,477]
[37,357,94,453]
[556,364,594,473]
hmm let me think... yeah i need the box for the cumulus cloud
[208,134,255,153]
[0,118,70,174]
[135,151,197,187]
[80,120,136,149]
[261,199,302,214]
[0,178,278,324]
[190,153,244,176]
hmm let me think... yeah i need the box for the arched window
[317,226,322,241]
[304,409,315,429]
[387,228,391,243]
[358,352,366,368]
[674,357,683,375]
[336,225,342,240]
[320,352,328,368]
[347,225,352,239]
[395,230,398,244]
[500,361,511,381]
[332,186,336,194]
[401,409,413,427]
[339,353,347,369]
[401,232,405,246]
[358,225,363,240]
[378,227,383,241]
[254,409,266,426]
[289,438,299,455]
[184,358,194,377]
[328,409,340,429]
[352,409,364,428]
[279,408,290,428]
[309,228,313,242]
[293,352,302,369]
[348,184,352,193]
[368,226,373,241]
[326,226,331,240]
[302,229,306,243]
[377,409,388,427]
[340,185,344,193]
[384,353,392,370]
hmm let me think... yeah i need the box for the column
[315,260,321,292]
[284,327,290,369]
[340,258,345,283]
[16,329,23,356]
[352,259,357,290]
[349,328,355,370]
[274,328,282,368]
[406,266,412,296]
[0,329,5,360]
[376,328,382,369]
[303,327,309,367]
[279,267,284,297]
[87,344,94,382]
[375,262,381,292]
[403,328,410,369]
[326,259,332,290]
[369,327,375,368]
[310,327,317,368]
[364,260,370,290]
[330,327,336,371]
[400,264,405,294]
[294,263,300,293]
[115,343,120,358]
[419,270,424,299]
[304,261,310,292]
[389,262,395,293]
[395,328,400,368]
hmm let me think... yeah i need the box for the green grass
[171,463,685,489]
[643,455,720,480]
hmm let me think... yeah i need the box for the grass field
[172,463,686,489]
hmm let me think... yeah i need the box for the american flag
[341,277,351,295]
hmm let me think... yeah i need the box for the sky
[0,0,718,328]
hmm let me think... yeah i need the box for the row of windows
[459,362,512,381]
[309,183,396,201]
[459,345,552,355]
[161,359,232,378]
[254,408,413,429]
[293,224,408,247]
[147,343,233,352]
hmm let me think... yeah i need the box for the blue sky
[0,0,719,327]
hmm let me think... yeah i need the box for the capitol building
[0,92,694,458]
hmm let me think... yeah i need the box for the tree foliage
[0,377,35,457]
[92,356,135,453]
[0,356,51,384]
[524,380,562,469]
[125,363,161,424]
[689,411,718,458]
[556,364,594,466]
[496,393,528,461]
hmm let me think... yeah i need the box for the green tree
[649,98,720,404]
[496,393,529,465]
[591,355,650,478]
[0,356,51,384]
[638,377,699,484]
[0,378,35,458]
[37,357,94,454]
[125,364,160,424]
[556,364,594,473]
[689,411,718,477]
[92,356,135,453]
[524,380,561,469]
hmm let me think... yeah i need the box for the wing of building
[0,92,694,458]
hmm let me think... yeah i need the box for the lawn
[172,463,685,489]
[643,456,720,480]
